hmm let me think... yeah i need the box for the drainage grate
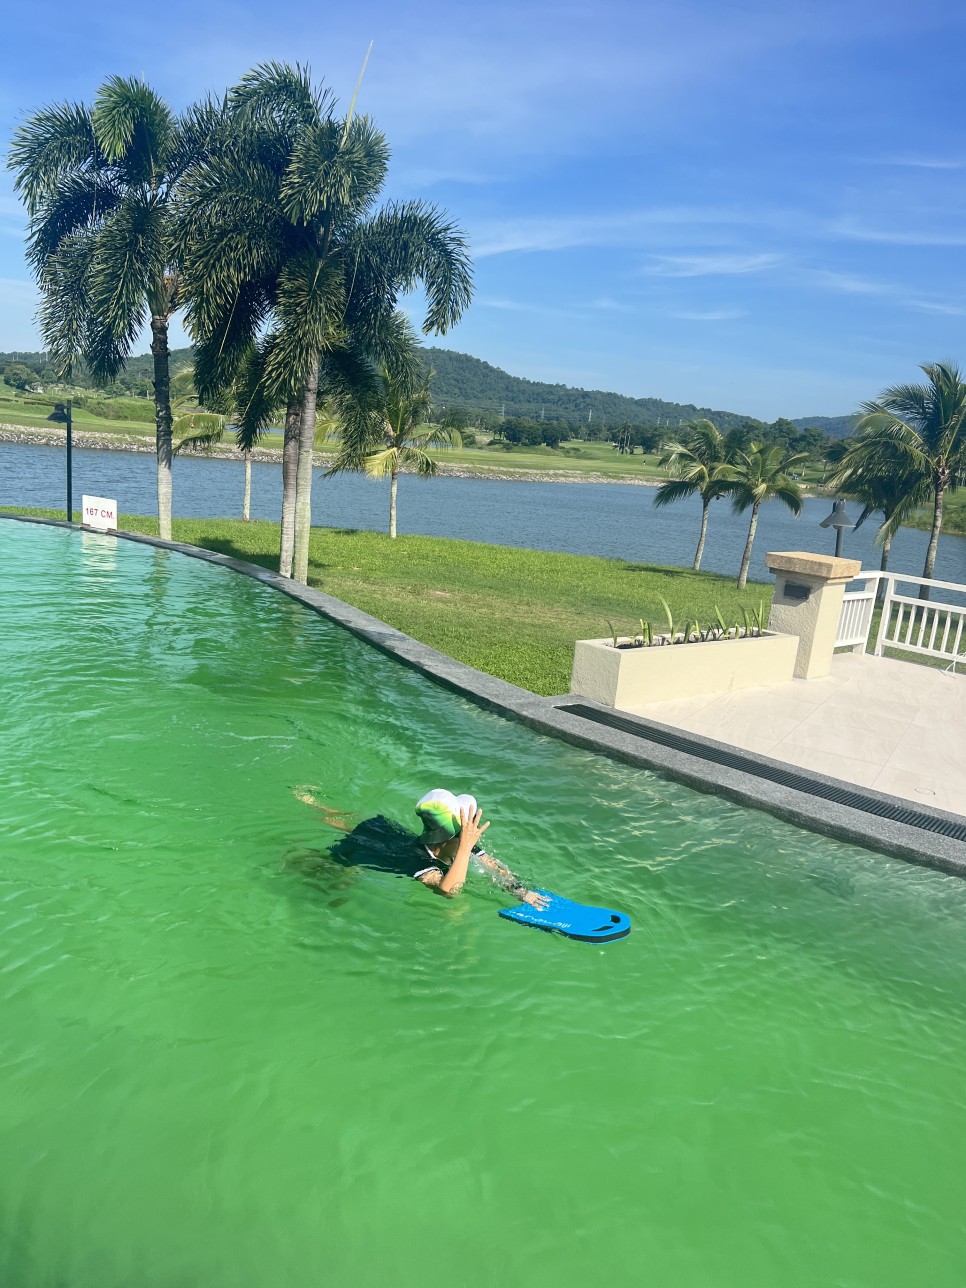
[557,702,966,842]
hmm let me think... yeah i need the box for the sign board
[82,495,118,531]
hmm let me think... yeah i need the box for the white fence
[835,570,966,668]
[836,574,878,650]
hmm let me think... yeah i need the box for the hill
[421,349,859,437]
[790,413,857,439]
[2,344,855,435]
[421,347,765,431]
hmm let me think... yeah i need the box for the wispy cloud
[0,194,26,238]
[477,296,543,312]
[909,299,966,316]
[806,269,892,296]
[670,308,748,321]
[0,278,36,304]
[645,252,781,277]
[471,206,756,258]
[867,156,966,170]
[589,297,635,312]
[805,268,966,317]
[830,217,966,247]
[476,295,582,321]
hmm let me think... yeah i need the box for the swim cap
[415,789,477,845]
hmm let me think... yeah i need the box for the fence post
[766,551,861,679]
[874,574,895,656]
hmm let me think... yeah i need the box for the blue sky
[1,0,965,419]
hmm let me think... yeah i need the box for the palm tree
[178,63,472,582]
[725,444,806,589]
[851,361,966,583]
[827,439,929,597]
[8,77,214,540]
[326,341,461,537]
[654,419,740,571]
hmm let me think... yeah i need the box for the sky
[1,0,965,420]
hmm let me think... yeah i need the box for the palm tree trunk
[242,450,252,521]
[693,496,710,571]
[920,483,944,596]
[389,465,398,539]
[279,399,301,576]
[876,533,892,606]
[879,536,891,573]
[293,353,320,584]
[737,502,759,590]
[150,316,173,541]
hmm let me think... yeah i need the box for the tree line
[655,362,966,589]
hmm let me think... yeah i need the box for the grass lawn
[443,441,667,480]
[0,394,155,440]
[906,491,966,538]
[4,508,772,695]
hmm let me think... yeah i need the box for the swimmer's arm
[476,852,549,909]
[437,808,489,898]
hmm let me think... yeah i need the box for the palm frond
[348,200,473,334]
[361,446,399,479]
[261,251,346,400]
[86,193,165,339]
[7,102,97,213]
[188,283,273,403]
[399,446,439,476]
[25,170,123,269]
[92,76,175,181]
[230,62,334,139]
[173,413,226,455]
[281,115,389,225]
[35,232,96,376]
[653,478,699,507]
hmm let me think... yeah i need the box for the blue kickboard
[499,891,631,942]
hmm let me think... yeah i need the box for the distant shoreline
[0,423,664,488]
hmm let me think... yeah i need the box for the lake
[2,441,964,584]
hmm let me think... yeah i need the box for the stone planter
[570,631,800,709]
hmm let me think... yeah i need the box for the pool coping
[6,511,966,879]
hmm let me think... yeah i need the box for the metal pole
[834,525,843,558]
[66,398,73,522]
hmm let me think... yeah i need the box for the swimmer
[294,785,549,908]
[414,789,550,907]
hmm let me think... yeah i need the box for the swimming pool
[3,518,966,1287]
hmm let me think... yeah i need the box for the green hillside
[1,344,854,436]
[421,347,763,431]
[422,349,856,437]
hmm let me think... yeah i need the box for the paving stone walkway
[625,652,966,818]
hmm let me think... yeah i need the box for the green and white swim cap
[415,789,478,845]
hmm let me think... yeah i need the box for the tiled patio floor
[624,652,966,818]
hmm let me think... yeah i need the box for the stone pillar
[766,551,861,679]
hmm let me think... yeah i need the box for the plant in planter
[571,598,797,708]
[607,600,768,650]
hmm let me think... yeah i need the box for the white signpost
[81,495,118,532]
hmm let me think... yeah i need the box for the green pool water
[2,519,966,1288]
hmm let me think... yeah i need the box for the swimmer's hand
[457,805,490,855]
[438,806,490,897]
[521,890,550,910]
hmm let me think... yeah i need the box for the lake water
[2,441,964,584]
[4,518,966,1287]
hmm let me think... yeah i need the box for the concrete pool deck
[623,653,966,819]
[5,512,966,878]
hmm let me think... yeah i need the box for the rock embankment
[0,422,661,486]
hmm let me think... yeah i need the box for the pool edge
[5,512,965,879]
